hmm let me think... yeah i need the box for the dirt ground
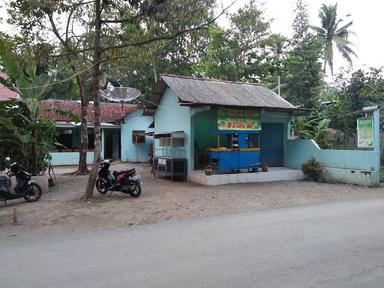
[1,162,384,238]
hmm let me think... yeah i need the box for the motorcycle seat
[113,168,136,177]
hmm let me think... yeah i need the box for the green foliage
[99,0,215,96]
[261,2,323,108]
[193,1,272,82]
[193,25,241,80]
[301,157,323,182]
[292,116,331,148]
[311,3,356,74]
[292,0,310,46]
[322,67,384,136]
[0,100,57,174]
[0,36,74,174]
[282,36,324,107]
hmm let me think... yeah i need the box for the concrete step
[191,167,304,186]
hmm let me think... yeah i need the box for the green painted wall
[192,108,217,152]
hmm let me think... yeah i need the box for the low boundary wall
[286,139,380,186]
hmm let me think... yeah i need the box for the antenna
[100,83,142,103]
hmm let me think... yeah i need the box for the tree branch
[52,0,238,58]
[101,11,144,24]
[48,13,66,47]
[100,0,237,53]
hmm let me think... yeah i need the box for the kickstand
[108,191,113,197]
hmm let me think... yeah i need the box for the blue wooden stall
[207,130,261,173]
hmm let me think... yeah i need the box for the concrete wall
[286,139,380,186]
[121,109,153,162]
[50,151,94,166]
[285,110,381,186]
[154,88,192,175]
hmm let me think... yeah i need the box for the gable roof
[0,72,20,101]
[148,75,303,112]
[41,100,138,124]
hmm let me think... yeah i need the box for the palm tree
[311,3,357,75]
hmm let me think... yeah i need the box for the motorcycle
[96,159,142,197]
[0,157,42,204]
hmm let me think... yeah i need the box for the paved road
[1,199,384,288]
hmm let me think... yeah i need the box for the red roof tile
[0,72,20,101]
[41,100,138,124]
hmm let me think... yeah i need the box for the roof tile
[41,100,138,124]
[0,72,20,101]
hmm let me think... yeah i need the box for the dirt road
[0,163,383,237]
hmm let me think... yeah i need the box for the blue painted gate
[260,123,284,167]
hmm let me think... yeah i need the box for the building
[121,109,154,163]
[146,75,306,182]
[146,75,380,186]
[41,100,137,165]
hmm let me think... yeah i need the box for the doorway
[260,123,284,167]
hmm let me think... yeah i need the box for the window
[57,128,74,149]
[159,136,171,146]
[214,134,232,148]
[54,128,95,151]
[132,130,146,143]
[247,133,260,148]
[172,137,185,147]
[288,120,298,140]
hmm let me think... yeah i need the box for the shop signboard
[357,117,374,148]
[217,108,261,130]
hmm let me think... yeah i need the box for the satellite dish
[100,83,142,103]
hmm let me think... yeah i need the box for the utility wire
[1,61,100,91]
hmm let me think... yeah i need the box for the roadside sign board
[357,117,374,148]
[217,108,261,131]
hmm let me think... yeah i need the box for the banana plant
[0,37,75,174]
[292,116,331,148]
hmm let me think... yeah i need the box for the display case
[153,131,187,180]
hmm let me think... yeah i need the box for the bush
[301,157,323,182]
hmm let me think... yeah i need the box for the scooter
[96,159,142,197]
[0,157,42,204]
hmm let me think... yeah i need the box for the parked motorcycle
[96,159,142,197]
[0,157,42,204]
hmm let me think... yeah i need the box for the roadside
[0,162,383,238]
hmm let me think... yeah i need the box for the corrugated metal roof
[149,75,298,110]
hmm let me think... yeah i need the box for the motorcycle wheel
[128,184,141,198]
[96,179,108,194]
[24,183,42,202]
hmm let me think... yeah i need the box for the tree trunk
[47,13,89,174]
[151,54,158,82]
[84,0,102,199]
[77,77,89,175]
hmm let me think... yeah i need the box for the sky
[0,0,383,76]
[220,0,384,75]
